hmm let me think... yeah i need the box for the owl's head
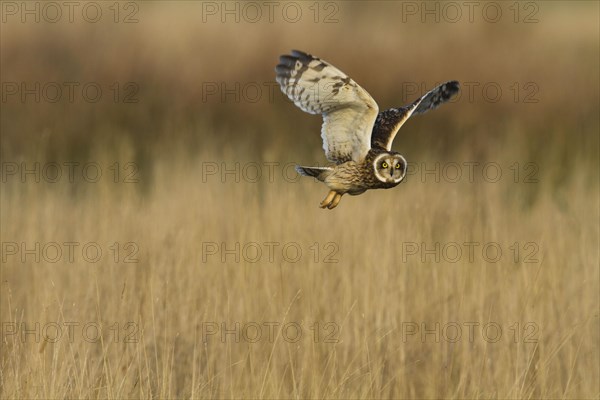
[372,152,407,184]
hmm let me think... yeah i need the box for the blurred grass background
[1,1,599,399]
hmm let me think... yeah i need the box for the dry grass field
[1,2,598,399]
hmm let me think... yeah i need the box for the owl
[275,50,459,209]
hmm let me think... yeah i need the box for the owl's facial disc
[373,153,407,184]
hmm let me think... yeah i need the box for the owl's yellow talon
[327,193,343,209]
[319,191,342,209]
[320,190,337,209]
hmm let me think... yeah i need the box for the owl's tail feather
[295,165,332,181]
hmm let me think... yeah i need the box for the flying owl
[275,50,459,209]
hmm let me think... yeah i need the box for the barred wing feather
[275,50,379,163]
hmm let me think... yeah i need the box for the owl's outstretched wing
[371,81,460,151]
[275,50,379,164]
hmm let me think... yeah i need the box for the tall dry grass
[1,1,599,399]
[1,140,598,398]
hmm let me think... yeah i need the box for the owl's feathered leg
[327,193,343,209]
[320,190,337,209]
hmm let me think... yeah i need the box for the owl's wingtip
[446,80,460,93]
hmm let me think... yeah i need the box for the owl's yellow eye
[381,162,388,168]
[395,163,401,169]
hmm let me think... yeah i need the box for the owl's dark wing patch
[276,50,379,163]
[371,81,459,151]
